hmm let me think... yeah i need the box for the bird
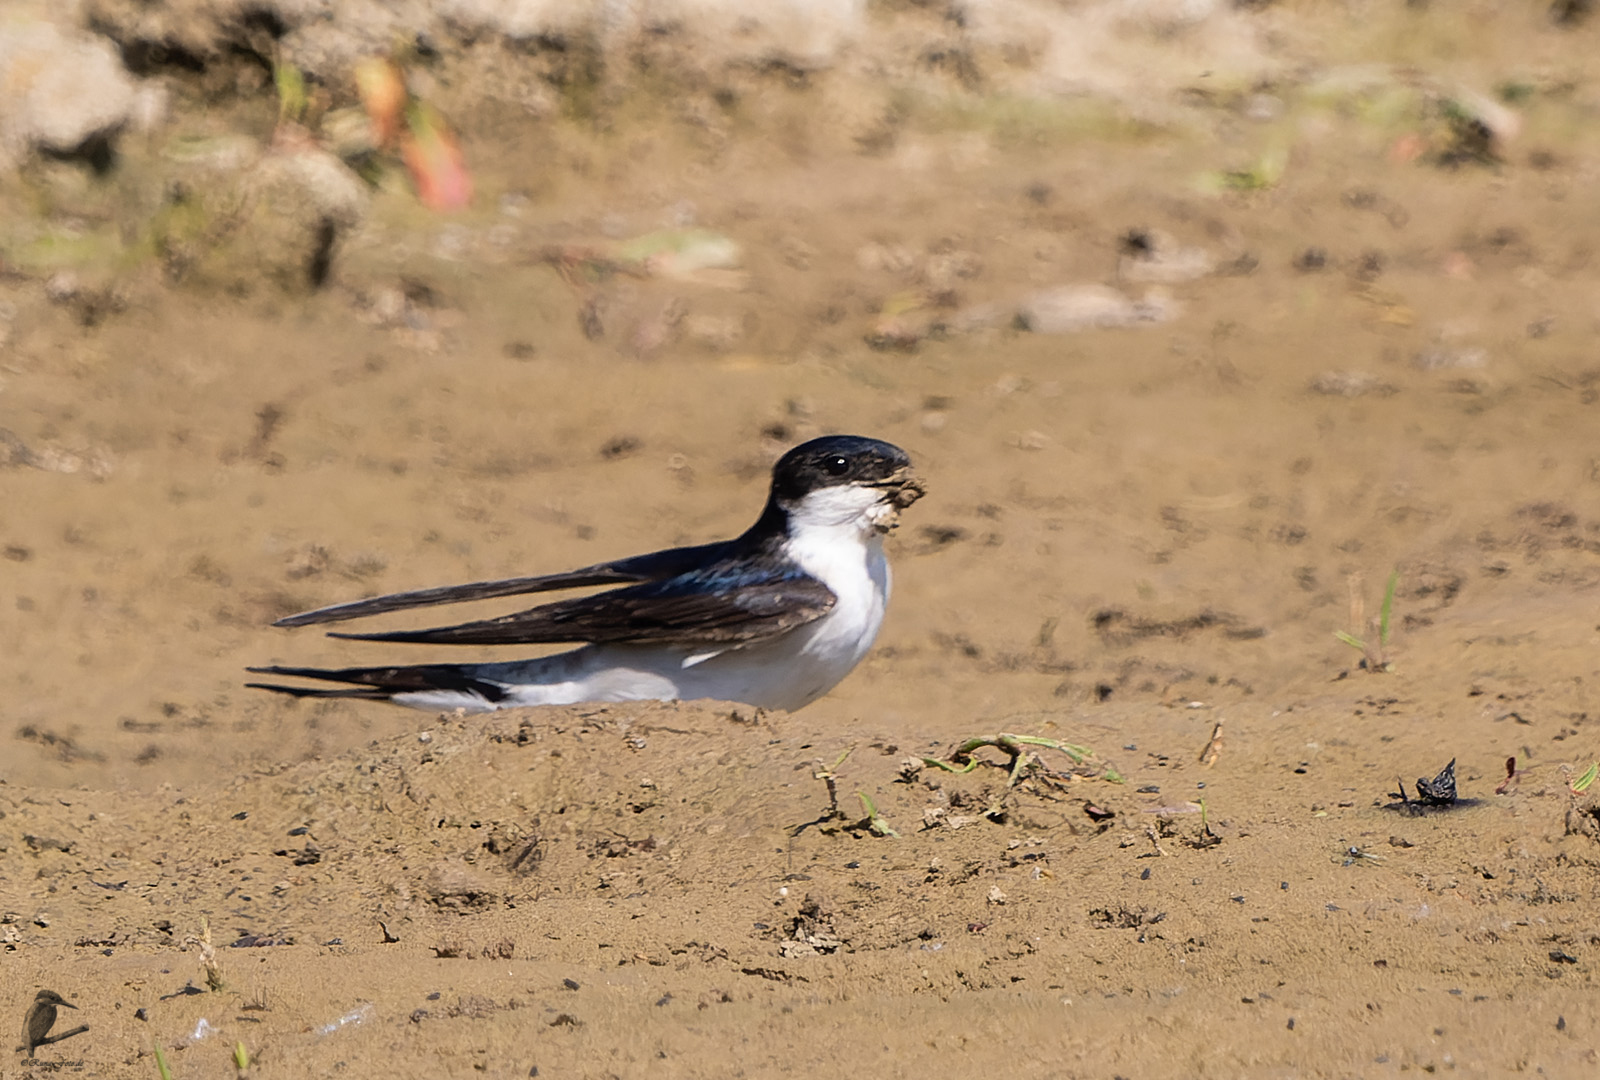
[249,435,924,713]
[22,990,77,1058]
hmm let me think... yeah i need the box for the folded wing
[329,565,836,648]
[272,541,732,628]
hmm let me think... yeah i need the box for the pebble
[1308,370,1397,398]
[1018,284,1178,334]
[1118,230,1216,283]
[0,22,139,170]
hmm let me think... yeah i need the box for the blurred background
[1,0,1596,784]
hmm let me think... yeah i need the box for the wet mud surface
[4,6,1600,1076]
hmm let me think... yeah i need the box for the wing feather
[328,568,835,648]
[272,541,731,627]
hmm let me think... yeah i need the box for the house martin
[248,435,924,712]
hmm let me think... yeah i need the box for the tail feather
[243,681,396,701]
[246,664,510,703]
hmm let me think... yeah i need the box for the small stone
[0,22,139,170]
[1308,370,1397,398]
[44,272,80,304]
[1293,248,1328,273]
[1118,230,1215,283]
[1018,284,1177,334]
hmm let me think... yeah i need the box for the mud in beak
[871,469,926,531]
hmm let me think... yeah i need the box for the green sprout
[234,1040,251,1073]
[1571,762,1599,795]
[275,64,308,125]
[855,792,899,838]
[922,733,1109,787]
[154,1041,174,1080]
[1495,81,1536,105]
[1196,797,1221,846]
[1335,569,1398,672]
[792,746,893,838]
[1200,144,1289,193]
[920,733,1120,822]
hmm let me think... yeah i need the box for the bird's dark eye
[823,455,850,476]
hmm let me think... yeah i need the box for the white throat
[778,484,896,616]
[775,484,893,700]
[782,483,898,534]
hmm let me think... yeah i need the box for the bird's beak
[63,1001,78,1009]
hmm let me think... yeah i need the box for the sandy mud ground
[4,2,1600,1076]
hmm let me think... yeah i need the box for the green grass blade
[154,1041,174,1080]
[920,756,979,774]
[856,792,899,837]
[1379,570,1399,646]
[275,64,307,124]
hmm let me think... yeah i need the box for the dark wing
[328,564,836,648]
[273,541,732,628]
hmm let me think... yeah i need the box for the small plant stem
[855,792,899,838]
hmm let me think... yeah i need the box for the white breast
[537,526,888,713]
[790,528,888,650]
[764,488,894,707]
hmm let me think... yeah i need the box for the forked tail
[246,663,511,705]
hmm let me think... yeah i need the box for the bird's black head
[741,436,924,542]
[34,990,75,1007]
[768,435,918,503]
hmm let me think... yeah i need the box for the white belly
[743,526,891,709]
[602,530,890,711]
